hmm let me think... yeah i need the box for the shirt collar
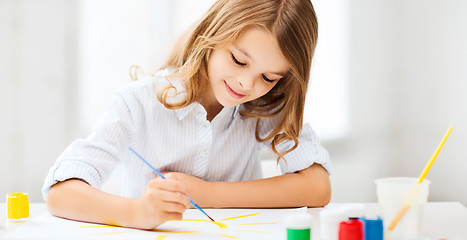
[174,102,197,121]
[232,105,241,119]
[175,103,241,121]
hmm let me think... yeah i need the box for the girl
[44,0,332,230]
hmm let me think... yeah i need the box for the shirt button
[200,151,206,157]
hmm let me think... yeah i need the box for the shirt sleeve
[42,91,136,201]
[258,117,332,175]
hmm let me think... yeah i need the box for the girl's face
[207,27,290,108]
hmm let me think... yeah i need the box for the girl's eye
[231,52,275,83]
[262,74,274,83]
[231,53,246,66]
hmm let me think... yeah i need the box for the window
[304,1,349,140]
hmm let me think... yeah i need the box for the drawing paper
[4,207,307,240]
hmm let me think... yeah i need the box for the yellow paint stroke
[222,213,261,221]
[94,230,134,235]
[234,229,270,233]
[237,222,279,225]
[220,234,239,239]
[153,219,228,234]
[154,235,169,240]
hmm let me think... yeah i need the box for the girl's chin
[218,98,242,108]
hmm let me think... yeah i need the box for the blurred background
[1,0,466,205]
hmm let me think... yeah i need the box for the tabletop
[1,202,466,239]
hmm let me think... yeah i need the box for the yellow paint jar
[6,192,29,221]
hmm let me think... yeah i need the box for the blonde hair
[140,0,318,163]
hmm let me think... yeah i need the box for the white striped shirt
[42,69,332,200]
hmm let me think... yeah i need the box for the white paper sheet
[3,207,307,240]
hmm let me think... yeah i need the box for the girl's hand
[157,172,208,208]
[130,176,191,230]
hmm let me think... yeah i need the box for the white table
[308,202,467,239]
[1,202,466,239]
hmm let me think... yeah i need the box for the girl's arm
[171,163,331,208]
[46,176,191,229]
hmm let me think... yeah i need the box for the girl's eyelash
[231,52,274,83]
[262,74,274,83]
[231,53,246,66]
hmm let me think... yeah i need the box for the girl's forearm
[200,164,331,208]
[46,179,137,227]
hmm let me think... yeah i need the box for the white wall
[393,0,467,203]
[0,0,80,201]
[329,0,467,204]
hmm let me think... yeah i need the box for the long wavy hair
[135,0,318,163]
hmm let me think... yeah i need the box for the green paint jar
[285,213,312,240]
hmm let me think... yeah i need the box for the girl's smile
[224,80,246,99]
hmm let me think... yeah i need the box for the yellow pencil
[388,126,453,231]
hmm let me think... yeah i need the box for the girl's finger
[162,212,183,222]
[161,191,191,209]
[161,201,188,214]
[157,179,187,194]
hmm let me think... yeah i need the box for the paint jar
[285,213,312,240]
[375,177,430,240]
[339,218,364,240]
[6,192,29,222]
[363,217,383,240]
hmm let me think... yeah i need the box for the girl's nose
[238,75,255,90]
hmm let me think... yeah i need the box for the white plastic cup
[375,177,430,240]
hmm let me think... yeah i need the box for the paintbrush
[388,126,453,231]
[129,147,215,222]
